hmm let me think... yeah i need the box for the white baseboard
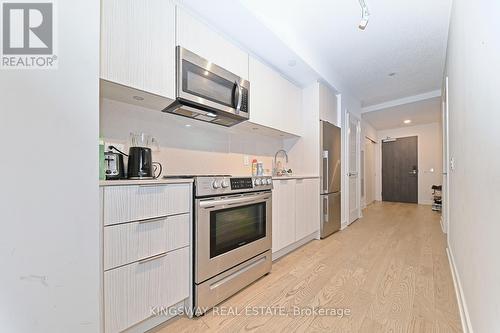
[440,216,447,234]
[124,300,186,333]
[446,247,473,333]
[272,232,317,261]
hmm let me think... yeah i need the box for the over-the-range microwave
[163,46,250,127]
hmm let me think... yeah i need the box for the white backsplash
[100,98,287,176]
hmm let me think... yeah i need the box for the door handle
[323,196,329,223]
[235,81,242,114]
[348,172,358,177]
[409,170,418,175]
[323,150,329,192]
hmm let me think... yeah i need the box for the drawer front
[103,184,191,225]
[104,247,190,333]
[104,213,190,270]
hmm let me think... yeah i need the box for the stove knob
[212,179,221,189]
[254,178,261,186]
[221,179,229,188]
[266,178,272,185]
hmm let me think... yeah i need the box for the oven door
[195,191,271,283]
[177,46,249,120]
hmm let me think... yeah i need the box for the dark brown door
[382,136,418,203]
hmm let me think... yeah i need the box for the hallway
[155,203,462,332]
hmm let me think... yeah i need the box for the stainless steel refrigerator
[320,120,341,238]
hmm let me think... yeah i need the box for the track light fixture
[358,0,370,30]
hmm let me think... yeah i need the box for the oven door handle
[199,193,271,208]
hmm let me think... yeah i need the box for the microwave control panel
[240,88,248,113]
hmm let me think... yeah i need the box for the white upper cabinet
[176,7,249,80]
[319,82,339,126]
[248,56,303,136]
[100,0,176,99]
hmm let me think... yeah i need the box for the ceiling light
[404,119,411,124]
[185,124,191,127]
[358,0,370,30]
[132,95,144,101]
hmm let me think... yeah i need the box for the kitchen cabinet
[100,0,176,99]
[272,179,296,251]
[319,81,339,126]
[100,181,192,333]
[295,178,321,240]
[176,7,249,80]
[272,178,320,255]
[248,56,303,136]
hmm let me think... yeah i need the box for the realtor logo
[1,1,57,69]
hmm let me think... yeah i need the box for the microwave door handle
[232,81,239,109]
[235,81,242,114]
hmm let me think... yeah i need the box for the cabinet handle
[138,252,167,264]
[138,216,167,224]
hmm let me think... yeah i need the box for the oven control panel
[230,178,253,190]
[195,176,273,197]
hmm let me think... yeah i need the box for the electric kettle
[127,133,162,179]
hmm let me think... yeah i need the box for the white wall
[0,1,101,332]
[100,99,285,176]
[445,0,500,331]
[375,123,443,205]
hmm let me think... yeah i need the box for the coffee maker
[127,133,162,179]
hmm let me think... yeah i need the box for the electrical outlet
[243,155,250,166]
[104,141,125,153]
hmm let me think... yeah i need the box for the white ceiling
[361,97,441,130]
[238,0,452,107]
[178,0,451,111]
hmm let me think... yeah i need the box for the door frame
[345,111,362,225]
[363,136,376,207]
[442,76,450,235]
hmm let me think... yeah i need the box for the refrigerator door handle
[323,196,329,223]
[323,150,329,192]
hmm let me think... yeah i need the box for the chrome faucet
[273,149,289,176]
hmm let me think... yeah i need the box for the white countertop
[272,175,320,180]
[99,178,193,186]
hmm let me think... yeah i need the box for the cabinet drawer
[104,213,190,270]
[103,184,191,225]
[104,247,190,333]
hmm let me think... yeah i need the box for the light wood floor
[152,202,462,333]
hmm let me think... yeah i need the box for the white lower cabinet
[104,247,189,333]
[103,213,190,270]
[272,179,296,251]
[295,179,321,240]
[272,178,320,254]
[100,182,192,333]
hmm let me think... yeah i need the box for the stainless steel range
[192,175,273,313]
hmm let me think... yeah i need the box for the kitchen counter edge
[99,178,194,186]
[272,175,320,180]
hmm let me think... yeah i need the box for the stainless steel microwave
[163,46,250,127]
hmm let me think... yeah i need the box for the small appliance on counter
[127,133,162,179]
[104,151,125,180]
